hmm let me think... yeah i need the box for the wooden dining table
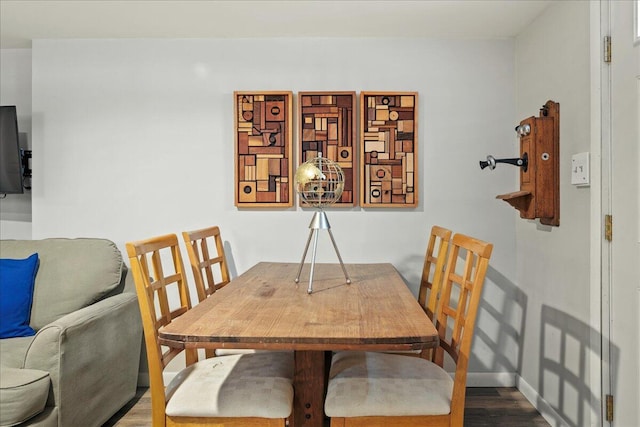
[159,262,438,427]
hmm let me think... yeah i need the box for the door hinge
[604,36,612,63]
[605,214,613,241]
[606,394,614,421]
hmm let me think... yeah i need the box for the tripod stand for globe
[293,157,350,294]
[295,157,344,207]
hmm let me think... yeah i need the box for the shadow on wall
[394,253,424,296]
[539,305,617,427]
[224,241,239,278]
[470,265,527,375]
[395,256,527,378]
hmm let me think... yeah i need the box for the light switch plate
[571,152,590,186]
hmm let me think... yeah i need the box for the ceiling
[0,0,554,49]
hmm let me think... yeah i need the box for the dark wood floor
[104,387,551,426]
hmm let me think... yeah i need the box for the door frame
[590,0,640,425]
[590,1,610,426]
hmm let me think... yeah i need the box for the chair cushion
[0,254,39,338]
[325,351,453,417]
[165,351,294,419]
[0,367,50,427]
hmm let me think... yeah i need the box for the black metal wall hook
[479,152,528,172]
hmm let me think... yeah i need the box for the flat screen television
[0,106,24,194]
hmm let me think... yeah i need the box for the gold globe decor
[295,157,345,207]
[294,157,351,294]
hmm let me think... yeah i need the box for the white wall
[30,37,520,376]
[0,48,32,237]
[514,2,595,426]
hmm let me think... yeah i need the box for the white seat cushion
[165,351,293,419]
[325,351,453,417]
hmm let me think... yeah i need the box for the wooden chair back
[417,225,452,320]
[182,226,230,302]
[126,234,198,425]
[128,234,291,426]
[325,233,493,427]
[432,233,493,425]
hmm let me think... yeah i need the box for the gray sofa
[0,238,142,427]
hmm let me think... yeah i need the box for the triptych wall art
[234,91,293,207]
[299,92,357,207]
[234,91,418,208]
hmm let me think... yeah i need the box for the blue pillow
[0,253,39,338]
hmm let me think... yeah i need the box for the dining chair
[127,233,294,427]
[182,225,230,302]
[182,225,262,358]
[418,225,453,320]
[414,225,452,361]
[383,225,451,361]
[324,233,493,427]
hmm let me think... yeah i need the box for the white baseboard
[516,375,568,427]
[163,371,178,384]
[466,371,516,387]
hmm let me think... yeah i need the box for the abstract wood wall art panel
[298,92,357,206]
[360,92,418,207]
[234,91,293,207]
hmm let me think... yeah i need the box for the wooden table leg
[293,350,326,427]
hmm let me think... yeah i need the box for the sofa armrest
[23,293,142,427]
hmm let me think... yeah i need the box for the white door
[608,0,640,425]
